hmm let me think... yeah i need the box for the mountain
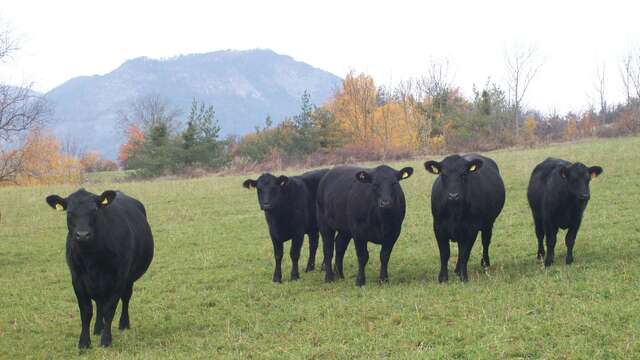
[44,49,341,159]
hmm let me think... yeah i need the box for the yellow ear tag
[469,165,477,172]
[101,198,109,205]
[432,167,439,174]
[55,204,64,211]
[402,172,409,179]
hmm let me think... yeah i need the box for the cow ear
[243,179,257,189]
[588,166,603,179]
[277,176,289,187]
[46,195,67,211]
[355,171,372,183]
[97,190,117,208]
[397,167,413,180]
[424,161,441,175]
[467,159,483,173]
[559,166,569,179]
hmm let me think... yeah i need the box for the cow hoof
[78,338,91,349]
[324,273,334,283]
[460,275,469,283]
[378,277,389,284]
[273,276,282,283]
[438,273,448,283]
[355,280,365,287]
[118,321,130,331]
[544,259,553,268]
[305,264,314,272]
[537,252,545,260]
[290,274,300,281]
[566,256,573,265]
[100,336,112,347]
[481,258,490,268]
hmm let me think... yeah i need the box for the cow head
[46,189,117,242]
[243,173,289,211]
[424,155,483,203]
[355,165,413,209]
[559,162,603,201]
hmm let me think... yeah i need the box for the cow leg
[334,233,351,279]
[435,226,450,283]
[481,225,493,268]
[99,294,120,347]
[290,235,303,280]
[454,242,462,276]
[272,239,284,283]
[534,216,545,260]
[354,238,369,287]
[544,223,558,267]
[321,229,335,282]
[379,241,396,283]
[458,232,478,282]
[93,301,103,335]
[119,282,133,330]
[72,280,92,349]
[565,226,579,265]
[306,232,319,272]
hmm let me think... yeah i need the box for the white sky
[2,0,639,114]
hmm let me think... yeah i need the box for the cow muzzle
[74,231,92,242]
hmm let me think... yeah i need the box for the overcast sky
[1,0,639,113]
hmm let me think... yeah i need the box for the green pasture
[1,137,638,359]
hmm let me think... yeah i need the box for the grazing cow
[527,158,603,267]
[424,154,505,283]
[317,165,413,286]
[45,189,153,349]
[243,169,329,282]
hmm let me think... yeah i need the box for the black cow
[527,158,603,267]
[45,189,154,348]
[317,165,413,286]
[243,169,329,282]
[424,154,505,283]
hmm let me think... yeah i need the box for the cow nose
[448,192,461,201]
[578,193,590,200]
[75,231,91,241]
[378,199,392,208]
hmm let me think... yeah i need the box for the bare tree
[59,133,86,158]
[0,24,18,62]
[413,58,454,146]
[594,62,607,120]
[620,51,634,105]
[117,93,181,135]
[621,47,640,101]
[416,57,453,100]
[504,44,542,138]
[0,23,48,183]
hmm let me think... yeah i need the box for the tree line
[3,22,640,184]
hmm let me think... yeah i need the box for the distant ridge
[45,49,341,158]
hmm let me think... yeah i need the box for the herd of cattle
[45,155,602,348]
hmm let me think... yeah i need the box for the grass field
[1,137,639,359]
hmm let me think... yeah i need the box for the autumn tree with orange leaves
[6,129,82,186]
[118,124,144,168]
